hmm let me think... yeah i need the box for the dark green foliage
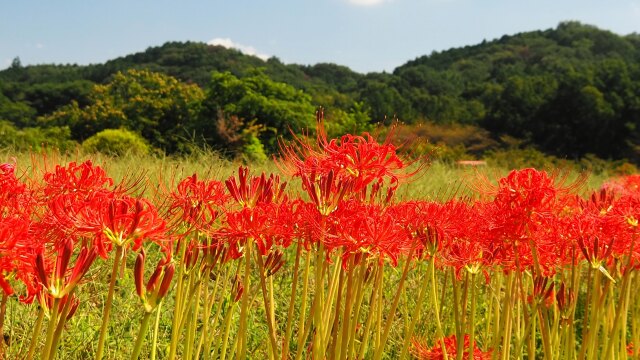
[2,22,640,162]
[198,70,315,152]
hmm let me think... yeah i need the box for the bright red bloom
[323,199,410,267]
[219,199,296,257]
[35,238,98,299]
[169,173,229,233]
[70,195,168,257]
[410,334,492,360]
[0,162,39,302]
[301,170,353,216]
[601,174,640,199]
[279,110,421,194]
[0,162,35,215]
[225,167,286,209]
[42,160,113,199]
[477,169,581,274]
[568,189,630,276]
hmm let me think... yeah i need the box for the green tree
[40,69,205,153]
[199,70,315,152]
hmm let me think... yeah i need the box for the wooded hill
[1,21,640,163]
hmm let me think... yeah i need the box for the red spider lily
[35,238,97,299]
[134,249,174,313]
[231,275,244,302]
[219,200,296,257]
[225,167,287,209]
[391,200,445,257]
[477,169,581,274]
[0,215,41,302]
[0,162,35,216]
[279,109,421,193]
[72,195,168,256]
[301,170,353,216]
[169,174,229,233]
[528,274,555,308]
[42,160,114,199]
[262,249,285,276]
[323,200,410,267]
[555,282,576,323]
[601,174,640,199]
[38,161,119,251]
[569,189,631,277]
[410,334,492,360]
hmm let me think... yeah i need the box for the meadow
[0,124,638,360]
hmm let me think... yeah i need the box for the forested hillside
[1,21,640,163]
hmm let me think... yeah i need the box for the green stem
[237,241,253,360]
[399,264,430,359]
[587,269,602,360]
[373,243,417,360]
[469,272,478,360]
[538,306,552,360]
[48,288,77,360]
[151,300,163,360]
[429,256,449,360]
[339,255,356,360]
[41,298,60,360]
[311,242,326,359]
[357,264,382,360]
[130,311,153,360]
[95,245,124,360]
[256,252,280,360]
[218,303,236,360]
[26,306,45,360]
[294,250,312,360]
[282,242,302,359]
[0,292,6,358]
[348,261,368,360]
[168,239,188,359]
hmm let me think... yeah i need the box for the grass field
[0,143,633,360]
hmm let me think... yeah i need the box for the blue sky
[2,0,640,74]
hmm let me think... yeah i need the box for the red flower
[410,334,492,360]
[324,200,410,267]
[601,174,640,199]
[279,109,422,194]
[72,195,169,256]
[300,170,353,216]
[225,167,286,209]
[35,238,97,299]
[42,160,113,199]
[169,173,229,233]
[219,199,296,257]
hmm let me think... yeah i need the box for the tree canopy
[2,21,640,161]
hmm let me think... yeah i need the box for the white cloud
[207,38,269,61]
[347,0,390,6]
[36,43,44,49]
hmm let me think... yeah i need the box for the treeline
[1,21,640,163]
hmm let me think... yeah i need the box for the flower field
[0,120,639,359]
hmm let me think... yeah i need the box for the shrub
[0,121,77,151]
[82,128,150,156]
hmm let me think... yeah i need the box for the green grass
[0,149,614,359]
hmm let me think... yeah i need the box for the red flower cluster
[0,159,170,312]
[410,334,492,360]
